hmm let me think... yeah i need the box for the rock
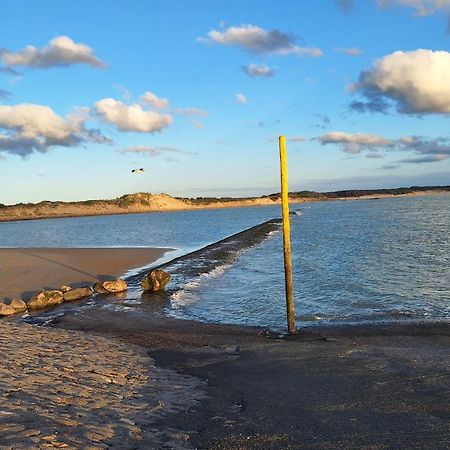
[141,269,171,292]
[63,286,93,302]
[27,290,64,310]
[10,298,27,312]
[0,303,16,316]
[60,285,72,293]
[102,279,128,293]
[93,282,109,294]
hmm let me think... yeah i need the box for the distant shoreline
[0,187,449,223]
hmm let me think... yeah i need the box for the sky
[1,0,450,204]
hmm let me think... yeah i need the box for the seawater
[167,195,450,329]
[2,195,449,330]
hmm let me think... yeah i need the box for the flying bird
[131,168,145,173]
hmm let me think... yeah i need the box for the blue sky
[1,0,450,204]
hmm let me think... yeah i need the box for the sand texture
[0,321,203,450]
[0,248,170,301]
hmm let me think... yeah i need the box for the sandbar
[0,247,171,300]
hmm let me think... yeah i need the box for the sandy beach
[0,222,449,449]
[0,247,170,301]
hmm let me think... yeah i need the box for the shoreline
[0,247,171,301]
[1,218,449,448]
[0,189,449,223]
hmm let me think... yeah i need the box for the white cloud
[333,47,362,56]
[94,98,173,133]
[0,36,105,69]
[350,49,450,114]
[0,103,109,157]
[377,0,450,16]
[317,131,450,163]
[235,93,247,104]
[241,63,274,77]
[199,24,322,57]
[317,132,393,153]
[140,91,169,109]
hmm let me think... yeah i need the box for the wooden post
[279,135,296,335]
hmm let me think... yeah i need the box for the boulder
[63,286,93,302]
[10,298,27,312]
[60,285,72,293]
[141,269,171,292]
[93,282,109,294]
[0,303,16,316]
[27,290,64,310]
[102,279,128,293]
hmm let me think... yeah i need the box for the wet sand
[0,247,171,300]
[54,308,450,450]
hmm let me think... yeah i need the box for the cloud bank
[0,36,105,69]
[199,24,322,57]
[317,131,450,163]
[349,49,450,114]
[0,103,109,157]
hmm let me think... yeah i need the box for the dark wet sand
[0,247,170,300]
[55,307,450,450]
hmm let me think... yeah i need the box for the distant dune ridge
[1,186,449,222]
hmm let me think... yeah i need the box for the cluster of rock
[0,269,171,318]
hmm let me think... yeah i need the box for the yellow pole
[279,135,296,335]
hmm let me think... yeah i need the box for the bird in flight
[131,168,145,173]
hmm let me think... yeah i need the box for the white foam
[170,263,232,307]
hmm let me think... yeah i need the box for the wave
[127,218,282,295]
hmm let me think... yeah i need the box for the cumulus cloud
[140,91,169,109]
[336,0,355,14]
[120,146,195,157]
[199,24,322,57]
[0,36,105,69]
[377,0,450,16]
[94,98,173,133]
[317,131,450,163]
[349,49,450,114]
[235,93,247,104]
[333,47,362,56]
[241,63,274,77]
[0,103,109,157]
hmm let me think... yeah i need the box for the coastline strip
[0,247,170,301]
